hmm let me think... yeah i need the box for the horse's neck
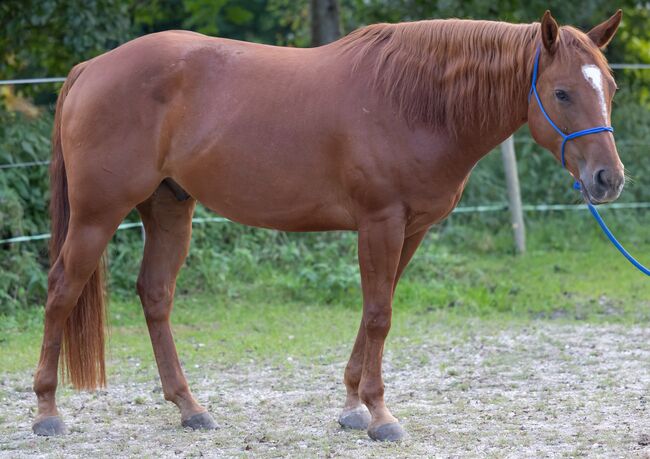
[450,50,535,163]
[437,86,531,181]
[458,106,529,157]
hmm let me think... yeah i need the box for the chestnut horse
[33,11,625,441]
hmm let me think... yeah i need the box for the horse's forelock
[557,26,611,74]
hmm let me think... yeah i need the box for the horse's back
[60,31,359,230]
[58,30,462,232]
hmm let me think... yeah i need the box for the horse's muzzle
[583,167,625,204]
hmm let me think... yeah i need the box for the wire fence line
[1,62,648,85]
[610,63,650,70]
[1,66,649,246]
[0,217,230,245]
[1,64,648,171]
[2,202,649,246]
[0,77,66,85]
[2,137,650,170]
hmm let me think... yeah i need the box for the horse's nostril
[595,169,608,188]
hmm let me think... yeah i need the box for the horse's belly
[176,166,356,232]
[200,198,355,232]
[201,197,355,232]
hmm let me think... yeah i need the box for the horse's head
[528,10,624,204]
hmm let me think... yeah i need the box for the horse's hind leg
[136,183,216,430]
[33,206,131,435]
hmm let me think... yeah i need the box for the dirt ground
[2,322,650,458]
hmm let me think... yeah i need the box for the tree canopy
[1,0,649,84]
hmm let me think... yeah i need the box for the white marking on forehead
[581,64,608,123]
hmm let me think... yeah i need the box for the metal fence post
[500,135,526,254]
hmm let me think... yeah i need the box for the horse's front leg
[356,212,407,441]
[339,228,428,432]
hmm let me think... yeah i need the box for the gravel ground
[2,322,650,458]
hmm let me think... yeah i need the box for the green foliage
[132,0,309,45]
[0,111,52,313]
[341,1,650,66]
[1,1,650,316]
[108,209,361,306]
[4,217,650,375]
[0,0,134,78]
[183,0,230,35]
[0,111,52,235]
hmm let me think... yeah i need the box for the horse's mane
[335,19,609,136]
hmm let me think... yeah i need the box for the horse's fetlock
[34,372,57,397]
[163,385,190,404]
[359,382,385,408]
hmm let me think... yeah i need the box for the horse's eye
[555,90,570,102]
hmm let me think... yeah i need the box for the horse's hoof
[33,416,67,436]
[338,405,371,430]
[181,411,218,430]
[368,422,406,442]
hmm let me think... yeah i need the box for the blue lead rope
[585,199,650,275]
[530,47,649,276]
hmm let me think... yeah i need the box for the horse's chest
[402,171,470,231]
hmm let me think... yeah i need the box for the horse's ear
[540,10,559,55]
[587,9,623,49]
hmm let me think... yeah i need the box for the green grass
[2,214,650,378]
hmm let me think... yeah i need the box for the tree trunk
[310,0,341,46]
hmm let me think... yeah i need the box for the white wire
[1,67,649,243]
[2,205,648,245]
[0,63,648,86]
[0,77,66,85]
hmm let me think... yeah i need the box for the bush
[1,72,649,315]
[0,110,52,314]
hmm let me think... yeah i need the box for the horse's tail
[50,61,107,390]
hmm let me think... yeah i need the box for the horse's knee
[363,304,392,339]
[137,278,173,322]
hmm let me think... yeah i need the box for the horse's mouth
[579,181,621,206]
[588,196,607,206]
[577,179,601,205]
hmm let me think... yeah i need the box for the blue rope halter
[529,46,649,276]
[529,47,614,170]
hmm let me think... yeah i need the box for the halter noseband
[529,46,614,174]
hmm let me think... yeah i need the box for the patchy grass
[3,322,650,457]
[2,214,650,456]
[2,223,650,375]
